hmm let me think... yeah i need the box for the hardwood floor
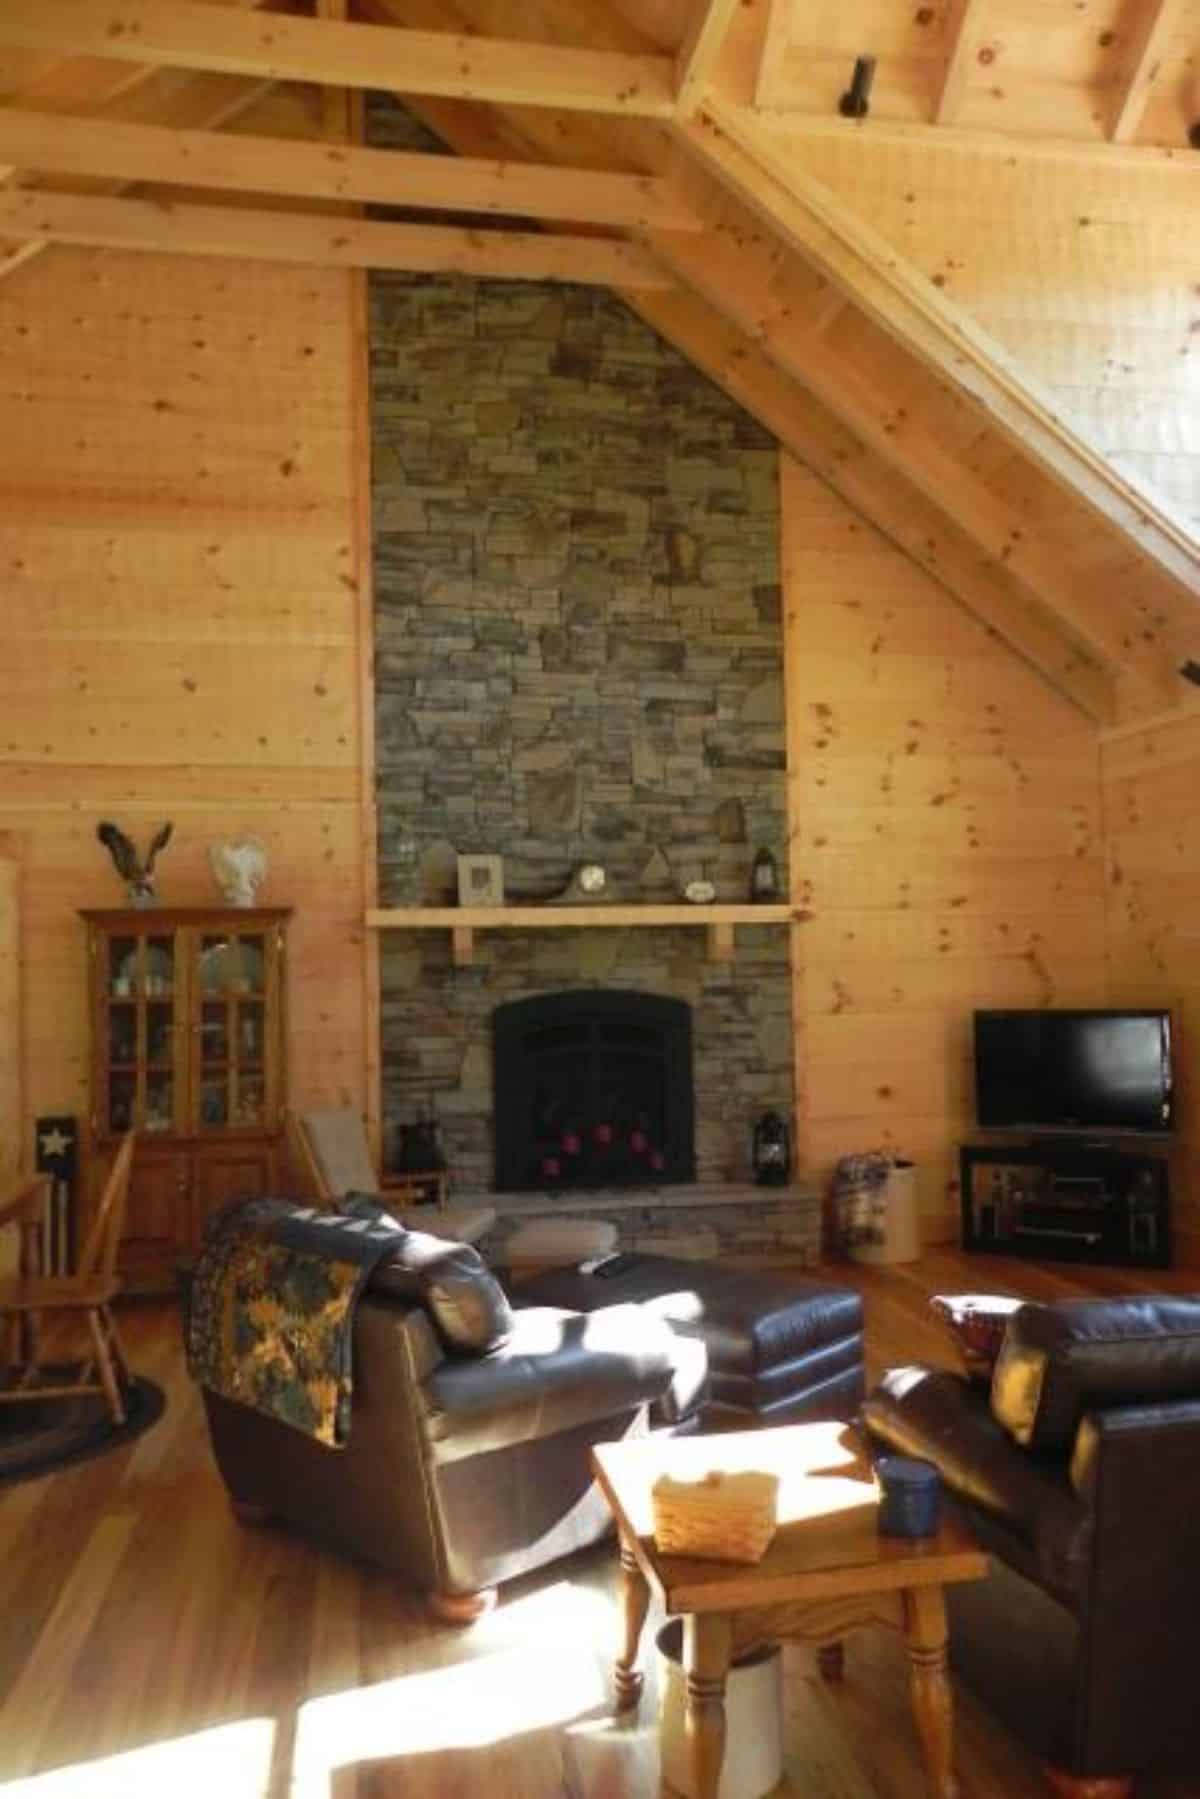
[3,1249,1200,1797]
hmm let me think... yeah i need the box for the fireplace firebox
[492,990,695,1192]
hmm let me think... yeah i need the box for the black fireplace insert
[492,989,695,1191]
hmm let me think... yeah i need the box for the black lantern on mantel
[753,1110,791,1187]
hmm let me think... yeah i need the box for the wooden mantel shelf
[366,903,796,967]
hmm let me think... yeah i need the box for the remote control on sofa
[581,1251,639,1278]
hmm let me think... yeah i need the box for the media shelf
[960,1140,1170,1268]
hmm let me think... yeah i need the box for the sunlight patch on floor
[0,1719,276,1799]
[290,1580,616,1798]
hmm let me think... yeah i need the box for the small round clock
[577,862,606,895]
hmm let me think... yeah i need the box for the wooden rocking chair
[0,1131,136,1426]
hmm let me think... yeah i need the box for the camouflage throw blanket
[185,1196,401,1446]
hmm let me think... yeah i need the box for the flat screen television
[973,1009,1174,1137]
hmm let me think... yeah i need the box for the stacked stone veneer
[370,268,790,1204]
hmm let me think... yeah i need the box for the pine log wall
[781,455,1110,1243]
[0,238,1194,1261]
[789,134,1200,541]
[0,247,373,1162]
[1103,718,1200,1263]
[0,841,20,1272]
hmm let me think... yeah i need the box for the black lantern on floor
[753,1109,791,1187]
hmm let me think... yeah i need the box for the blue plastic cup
[876,1455,942,1537]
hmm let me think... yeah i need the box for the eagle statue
[96,821,173,906]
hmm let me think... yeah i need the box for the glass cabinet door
[192,929,272,1133]
[98,930,178,1136]
[89,911,285,1148]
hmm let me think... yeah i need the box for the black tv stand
[960,1139,1170,1268]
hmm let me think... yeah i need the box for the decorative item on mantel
[555,862,609,904]
[96,820,173,907]
[753,1110,792,1188]
[456,854,504,907]
[208,836,268,908]
[749,847,779,904]
[683,879,716,904]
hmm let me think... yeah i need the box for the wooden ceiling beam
[630,284,1115,723]
[0,0,679,117]
[739,110,1200,172]
[753,0,794,110]
[0,108,702,232]
[934,0,987,125]
[1109,0,1187,142]
[0,186,672,286]
[315,0,352,143]
[0,76,278,284]
[0,0,286,280]
[676,0,742,115]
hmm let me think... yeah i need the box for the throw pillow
[928,1293,1026,1382]
[992,1294,1200,1451]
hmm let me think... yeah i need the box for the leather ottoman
[515,1254,865,1427]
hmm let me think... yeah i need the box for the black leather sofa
[863,1294,1200,1796]
[201,1283,705,1621]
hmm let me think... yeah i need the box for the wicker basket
[651,1469,780,1564]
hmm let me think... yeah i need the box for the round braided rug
[0,1371,165,1484]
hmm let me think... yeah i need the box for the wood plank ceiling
[754,0,1200,150]
[0,0,1197,727]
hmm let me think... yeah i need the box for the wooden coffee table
[591,1420,988,1799]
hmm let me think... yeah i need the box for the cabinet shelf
[366,903,796,967]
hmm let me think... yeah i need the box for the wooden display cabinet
[82,907,291,1291]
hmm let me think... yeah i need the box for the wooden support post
[451,926,474,968]
[707,921,735,963]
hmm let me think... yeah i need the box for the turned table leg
[615,1537,650,1711]
[684,1613,733,1799]
[904,1586,958,1799]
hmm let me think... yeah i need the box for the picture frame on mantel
[457,854,504,908]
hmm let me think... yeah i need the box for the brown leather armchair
[864,1295,1200,1798]
[202,1286,702,1622]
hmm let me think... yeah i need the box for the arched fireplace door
[492,989,695,1193]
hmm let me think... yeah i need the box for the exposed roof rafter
[935,0,988,125]
[0,186,671,287]
[0,107,702,232]
[0,0,679,116]
[675,0,742,115]
[1109,0,1188,143]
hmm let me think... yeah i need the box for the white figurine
[209,836,268,908]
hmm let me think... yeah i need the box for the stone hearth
[473,1182,822,1267]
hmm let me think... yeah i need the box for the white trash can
[657,1620,783,1799]
[849,1158,920,1265]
